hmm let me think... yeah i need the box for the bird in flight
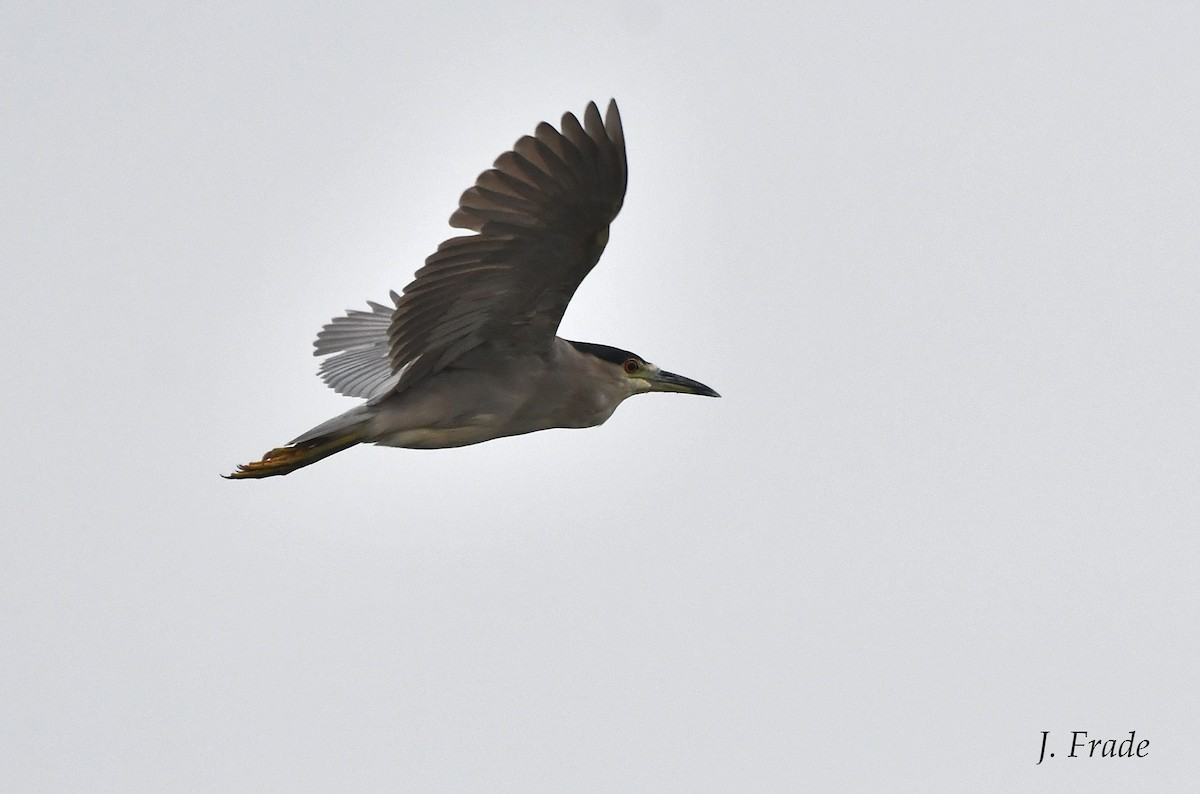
[227,100,718,479]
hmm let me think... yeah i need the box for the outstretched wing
[312,100,627,399]
[312,298,398,398]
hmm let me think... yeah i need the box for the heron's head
[568,341,720,398]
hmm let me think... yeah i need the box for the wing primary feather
[535,121,584,178]
[560,111,600,171]
[378,100,627,395]
[496,151,560,194]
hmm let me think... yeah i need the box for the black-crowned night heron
[227,100,718,479]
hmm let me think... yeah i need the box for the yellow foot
[223,446,312,479]
[224,432,363,479]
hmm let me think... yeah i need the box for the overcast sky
[2,2,1197,791]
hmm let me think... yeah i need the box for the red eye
[623,358,640,374]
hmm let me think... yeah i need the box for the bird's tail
[224,429,365,479]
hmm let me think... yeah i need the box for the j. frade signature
[1037,731,1149,765]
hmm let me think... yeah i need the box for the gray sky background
[2,2,1197,791]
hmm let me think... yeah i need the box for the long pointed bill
[645,369,721,397]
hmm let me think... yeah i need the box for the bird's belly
[366,362,612,449]
[374,416,513,449]
[372,402,571,449]
[371,402,605,450]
